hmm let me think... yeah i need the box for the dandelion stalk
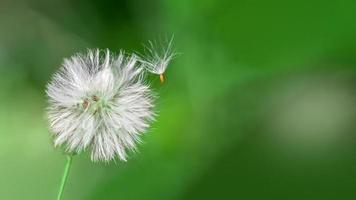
[57,155,73,200]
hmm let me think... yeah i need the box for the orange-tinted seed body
[159,74,165,83]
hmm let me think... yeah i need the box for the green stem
[57,154,73,200]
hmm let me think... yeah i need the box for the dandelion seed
[46,49,156,162]
[140,37,176,83]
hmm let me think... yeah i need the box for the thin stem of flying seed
[57,154,74,200]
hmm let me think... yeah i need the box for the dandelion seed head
[46,49,156,162]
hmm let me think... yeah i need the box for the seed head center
[80,94,109,114]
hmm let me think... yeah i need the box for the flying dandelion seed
[46,49,156,162]
[140,37,176,83]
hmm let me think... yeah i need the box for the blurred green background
[1,0,356,199]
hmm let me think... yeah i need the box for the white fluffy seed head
[46,49,156,162]
[140,37,175,75]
